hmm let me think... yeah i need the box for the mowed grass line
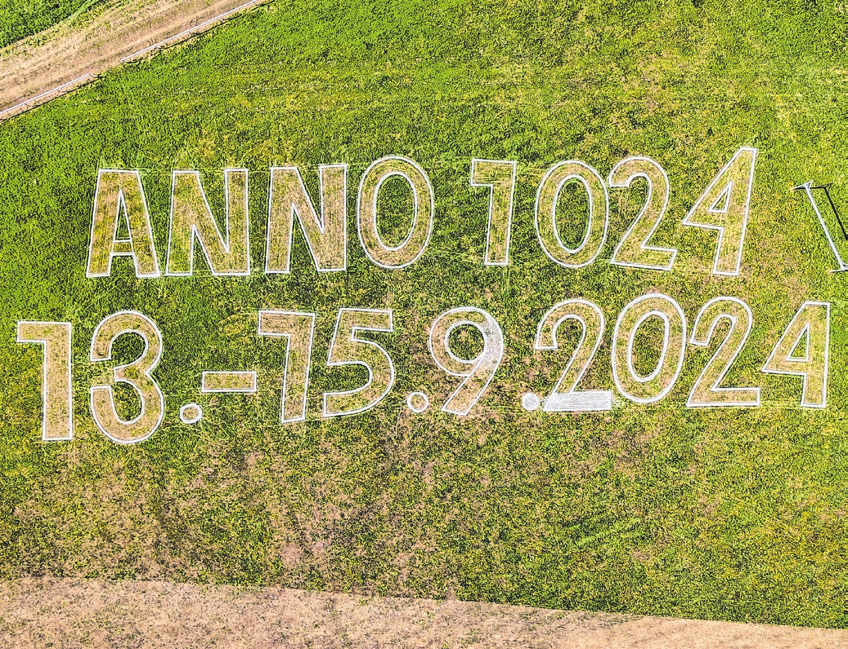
[0,0,846,628]
[0,0,112,48]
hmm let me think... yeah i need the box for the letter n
[265,165,347,273]
[166,169,250,276]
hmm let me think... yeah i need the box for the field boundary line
[0,74,94,118]
[121,0,263,62]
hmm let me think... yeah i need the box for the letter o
[357,156,434,268]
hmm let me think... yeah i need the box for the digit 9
[428,307,504,415]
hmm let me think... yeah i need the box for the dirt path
[1,577,844,648]
[0,0,268,119]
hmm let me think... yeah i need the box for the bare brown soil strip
[0,0,267,120]
[0,577,844,648]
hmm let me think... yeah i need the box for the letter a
[86,170,160,278]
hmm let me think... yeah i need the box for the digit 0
[612,293,686,404]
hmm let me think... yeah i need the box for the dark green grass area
[0,0,846,628]
[0,0,110,48]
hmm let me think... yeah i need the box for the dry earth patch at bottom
[0,577,845,648]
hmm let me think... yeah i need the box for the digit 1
[470,159,517,266]
[16,322,73,441]
[258,310,316,423]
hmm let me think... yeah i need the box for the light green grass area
[0,0,109,48]
[0,0,846,629]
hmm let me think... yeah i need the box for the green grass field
[0,0,846,628]
[0,0,112,48]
